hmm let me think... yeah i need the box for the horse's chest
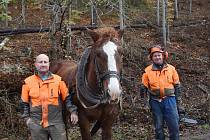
[79,104,119,121]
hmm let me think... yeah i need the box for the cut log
[0,24,150,36]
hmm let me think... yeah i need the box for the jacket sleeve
[172,68,182,112]
[21,83,30,119]
[21,84,30,103]
[172,68,180,85]
[65,88,77,113]
[172,68,181,96]
[59,80,69,101]
[59,81,77,113]
[142,72,149,88]
[140,72,149,97]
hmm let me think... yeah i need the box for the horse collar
[76,47,109,109]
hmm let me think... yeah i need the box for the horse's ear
[118,29,124,39]
[87,28,100,42]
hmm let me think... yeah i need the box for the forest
[0,0,209,139]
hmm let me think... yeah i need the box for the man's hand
[70,112,78,125]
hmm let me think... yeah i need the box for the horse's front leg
[78,112,91,140]
[101,105,119,140]
[101,121,113,140]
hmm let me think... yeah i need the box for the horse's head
[87,27,124,102]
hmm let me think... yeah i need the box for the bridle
[94,54,121,98]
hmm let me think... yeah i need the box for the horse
[50,27,124,140]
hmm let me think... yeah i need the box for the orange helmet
[148,45,168,60]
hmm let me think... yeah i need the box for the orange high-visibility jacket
[21,74,69,128]
[141,64,180,99]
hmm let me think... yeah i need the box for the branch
[0,97,17,107]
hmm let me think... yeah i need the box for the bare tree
[119,0,124,45]
[66,2,72,54]
[5,1,8,27]
[119,0,124,30]
[44,0,72,58]
[162,0,167,47]
[189,0,192,14]
[21,0,26,27]
[165,0,170,43]
[90,0,97,26]
[174,0,178,19]
[157,0,160,26]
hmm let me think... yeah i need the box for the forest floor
[0,1,210,140]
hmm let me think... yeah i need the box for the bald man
[21,54,78,140]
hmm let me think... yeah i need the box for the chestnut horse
[50,27,123,140]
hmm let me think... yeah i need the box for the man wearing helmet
[140,45,181,140]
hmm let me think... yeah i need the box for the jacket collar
[34,69,53,81]
[152,63,168,71]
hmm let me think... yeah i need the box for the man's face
[35,54,50,73]
[152,52,164,65]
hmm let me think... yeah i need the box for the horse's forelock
[95,28,120,39]
[93,27,121,48]
[94,27,117,35]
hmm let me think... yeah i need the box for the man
[21,54,78,140]
[140,45,181,140]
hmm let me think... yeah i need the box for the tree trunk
[21,0,26,27]
[174,0,178,19]
[5,2,8,27]
[91,0,97,26]
[165,0,170,43]
[119,0,124,45]
[119,0,124,30]
[162,0,167,47]
[157,0,160,26]
[189,0,192,14]
[66,3,72,54]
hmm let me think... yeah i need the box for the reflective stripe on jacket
[141,64,180,99]
[21,74,69,128]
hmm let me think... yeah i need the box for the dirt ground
[0,1,210,140]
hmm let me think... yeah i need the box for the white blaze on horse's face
[103,41,122,101]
